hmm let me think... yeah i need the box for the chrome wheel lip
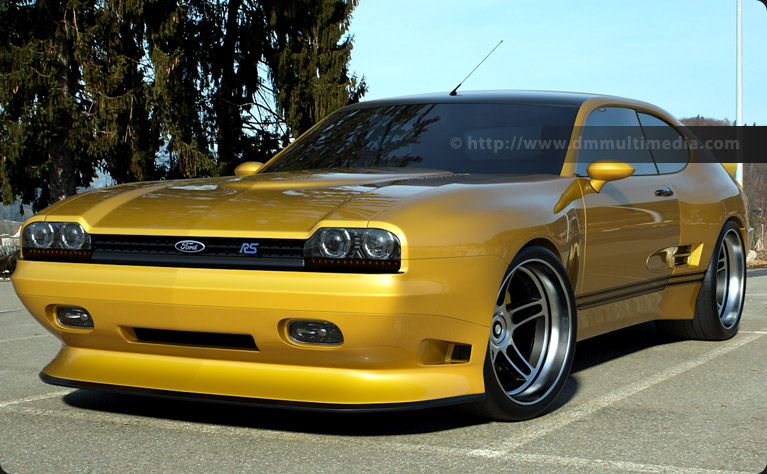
[490,258,574,407]
[716,228,745,329]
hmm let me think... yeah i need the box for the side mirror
[234,161,264,176]
[586,160,635,192]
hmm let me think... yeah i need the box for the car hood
[39,170,458,237]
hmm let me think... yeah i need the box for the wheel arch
[520,238,562,261]
[723,215,748,249]
[515,237,580,292]
[495,238,565,306]
[701,216,748,269]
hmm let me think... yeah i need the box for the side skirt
[576,272,705,310]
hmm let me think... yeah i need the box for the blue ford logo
[175,240,205,253]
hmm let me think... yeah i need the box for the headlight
[362,229,397,260]
[25,222,55,248]
[319,228,352,258]
[304,227,401,273]
[22,222,92,262]
[60,223,90,250]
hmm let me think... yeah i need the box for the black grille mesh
[89,235,305,270]
[92,235,304,258]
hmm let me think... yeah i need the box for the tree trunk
[47,4,79,203]
[47,147,76,202]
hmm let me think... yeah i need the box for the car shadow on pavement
[543,321,675,414]
[747,267,767,278]
[62,388,490,435]
[571,321,675,375]
[60,322,677,435]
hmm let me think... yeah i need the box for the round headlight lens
[60,223,89,250]
[362,229,396,259]
[25,222,55,248]
[319,228,351,258]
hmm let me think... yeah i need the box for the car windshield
[261,102,579,175]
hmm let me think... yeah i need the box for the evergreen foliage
[262,0,366,138]
[0,0,365,211]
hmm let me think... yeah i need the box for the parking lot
[1,272,766,474]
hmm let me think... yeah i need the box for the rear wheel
[471,246,577,421]
[656,221,746,341]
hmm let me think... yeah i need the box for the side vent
[671,244,694,266]
[647,243,704,271]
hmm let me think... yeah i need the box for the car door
[576,106,680,310]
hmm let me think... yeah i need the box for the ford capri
[12,91,750,420]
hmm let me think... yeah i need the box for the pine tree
[142,0,216,178]
[201,0,281,174]
[78,0,159,183]
[1,0,98,210]
[1,0,366,212]
[262,0,367,138]
[0,0,162,210]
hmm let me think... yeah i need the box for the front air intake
[132,328,258,351]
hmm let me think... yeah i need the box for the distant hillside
[0,202,32,221]
[680,116,732,126]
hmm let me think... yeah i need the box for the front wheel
[471,246,577,421]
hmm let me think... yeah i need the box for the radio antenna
[449,40,503,96]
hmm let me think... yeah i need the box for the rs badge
[239,243,259,254]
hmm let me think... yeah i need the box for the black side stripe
[666,272,708,287]
[576,272,706,310]
[578,275,670,300]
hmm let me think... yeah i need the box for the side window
[576,107,657,176]
[637,113,689,174]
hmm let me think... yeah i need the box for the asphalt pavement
[1,271,766,474]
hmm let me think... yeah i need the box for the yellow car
[12,91,750,421]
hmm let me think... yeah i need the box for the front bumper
[12,256,506,408]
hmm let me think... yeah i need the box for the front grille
[90,235,305,270]
[26,234,400,273]
[132,327,259,351]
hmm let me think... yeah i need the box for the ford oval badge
[175,240,205,253]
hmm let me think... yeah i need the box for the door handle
[654,188,674,197]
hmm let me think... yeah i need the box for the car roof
[345,90,615,109]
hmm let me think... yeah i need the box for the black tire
[656,221,746,341]
[471,246,577,421]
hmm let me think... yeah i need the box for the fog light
[287,320,343,345]
[56,306,93,328]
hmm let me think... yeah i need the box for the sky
[349,0,767,125]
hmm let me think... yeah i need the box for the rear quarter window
[637,112,689,174]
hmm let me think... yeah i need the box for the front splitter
[40,372,484,413]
